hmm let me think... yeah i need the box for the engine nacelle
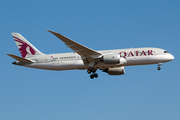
[103,67,125,75]
[101,54,120,64]
[100,54,127,64]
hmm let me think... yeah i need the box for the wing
[47,30,102,65]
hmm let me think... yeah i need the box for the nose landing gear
[87,67,98,79]
[157,63,162,70]
[157,66,161,70]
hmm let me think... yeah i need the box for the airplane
[7,30,174,79]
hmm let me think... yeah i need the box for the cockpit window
[164,51,169,53]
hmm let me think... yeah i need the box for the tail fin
[11,33,44,58]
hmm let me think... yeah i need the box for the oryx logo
[13,36,36,58]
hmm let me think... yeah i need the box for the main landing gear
[157,63,162,70]
[87,67,98,79]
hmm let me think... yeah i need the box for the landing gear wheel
[88,67,98,79]
[157,67,161,70]
[94,73,98,78]
[90,74,94,79]
[91,68,97,73]
[87,69,91,74]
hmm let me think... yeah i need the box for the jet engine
[99,54,126,64]
[102,66,125,75]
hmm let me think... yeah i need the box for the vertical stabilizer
[11,33,44,58]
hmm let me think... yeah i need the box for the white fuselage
[21,47,174,71]
[9,31,174,78]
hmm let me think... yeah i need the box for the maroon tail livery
[12,33,43,58]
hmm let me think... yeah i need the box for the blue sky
[0,0,179,120]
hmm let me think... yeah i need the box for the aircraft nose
[166,54,174,61]
[170,54,174,60]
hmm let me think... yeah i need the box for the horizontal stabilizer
[7,54,33,63]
